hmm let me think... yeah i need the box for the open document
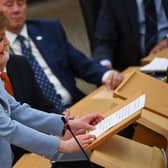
[90,94,145,137]
[140,57,168,73]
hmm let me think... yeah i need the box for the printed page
[90,94,145,137]
[140,57,168,72]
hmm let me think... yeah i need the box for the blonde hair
[0,11,9,29]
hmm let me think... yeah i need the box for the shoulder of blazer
[27,19,65,34]
[27,19,68,46]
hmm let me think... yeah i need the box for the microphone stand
[61,116,94,168]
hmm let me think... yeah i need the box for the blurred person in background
[93,0,168,71]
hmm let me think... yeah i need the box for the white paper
[89,94,145,137]
[140,57,168,72]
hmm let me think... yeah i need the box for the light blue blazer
[0,79,64,168]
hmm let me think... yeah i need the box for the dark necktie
[17,35,65,113]
[0,72,14,96]
[144,0,158,55]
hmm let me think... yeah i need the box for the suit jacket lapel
[27,23,50,64]
[27,22,69,92]
[27,23,60,75]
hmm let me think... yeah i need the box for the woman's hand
[58,133,96,153]
[69,113,104,132]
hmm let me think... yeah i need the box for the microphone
[61,116,94,168]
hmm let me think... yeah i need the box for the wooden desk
[13,86,123,168]
[71,74,168,154]
[72,65,168,156]
[13,84,167,168]
[70,85,122,118]
[141,47,168,65]
[115,70,168,118]
[121,67,168,155]
[14,135,165,168]
[90,135,164,168]
[13,65,168,167]
[134,109,168,155]
[13,153,51,168]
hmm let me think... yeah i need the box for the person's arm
[1,80,64,136]
[51,20,121,90]
[10,102,64,136]
[0,88,61,159]
[66,41,123,89]
[54,20,108,86]
[0,82,104,159]
[58,112,104,152]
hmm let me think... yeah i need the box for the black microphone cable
[61,116,94,168]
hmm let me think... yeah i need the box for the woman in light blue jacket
[0,12,103,168]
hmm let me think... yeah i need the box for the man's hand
[104,70,124,90]
[58,133,96,153]
[149,38,168,55]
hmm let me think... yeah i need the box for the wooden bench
[13,153,51,168]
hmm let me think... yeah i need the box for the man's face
[0,0,27,34]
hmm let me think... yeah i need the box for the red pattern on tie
[0,72,14,96]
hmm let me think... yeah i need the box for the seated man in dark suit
[0,0,123,114]
[93,0,168,71]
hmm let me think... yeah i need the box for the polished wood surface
[114,70,168,118]
[13,65,168,167]
[13,153,51,168]
[135,109,168,155]
[90,135,164,168]
[134,124,167,149]
[121,67,168,155]
[70,85,118,117]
